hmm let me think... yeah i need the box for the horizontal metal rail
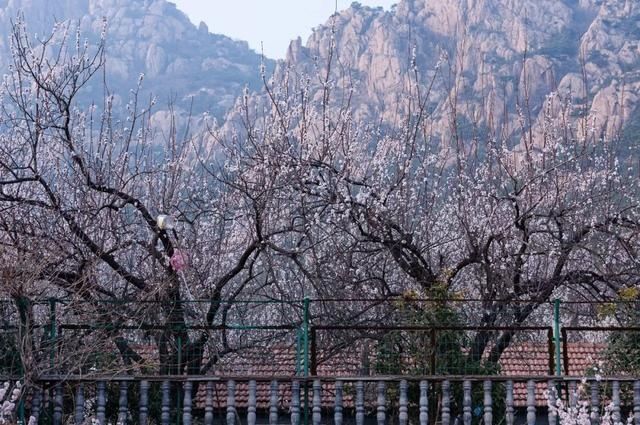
[313,325,552,331]
[6,374,638,382]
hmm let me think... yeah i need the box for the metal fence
[1,297,639,423]
[2,298,636,374]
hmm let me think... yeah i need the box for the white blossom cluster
[0,381,27,425]
[548,383,634,425]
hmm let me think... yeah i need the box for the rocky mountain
[1,0,638,146]
[281,0,640,146]
[0,0,273,126]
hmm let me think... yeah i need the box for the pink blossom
[170,250,188,271]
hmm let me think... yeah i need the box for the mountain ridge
[1,0,638,145]
[276,0,639,145]
[0,0,274,126]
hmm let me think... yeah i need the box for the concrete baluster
[31,387,42,424]
[548,380,556,425]
[505,381,514,425]
[139,380,149,425]
[290,380,300,425]
[313,379,322,425]
[270,380,279,425]
[591,380,600,425]
[483,380,493,425]
[335,380,344,425]
[419,381,429,425]
[398,380,408,425]
[377,381,386,425]
[463,380,472,425]
[612,380,621,424]
[205,381,214,425]
[634,381,640,425]
[569,380,578,410]
[526,380,536,425]
[97,381,107,425]
[226,380,235,425]
[161,380,170,425]
[442,380,451,425]
[356,381,365,425]
[118,381,128,425]
[183,381,193,425]
[75,384,85,425]
[53,382,63,425]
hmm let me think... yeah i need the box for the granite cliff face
[283,0,640,145]
[1,0,638,143]
[0,0,272,125]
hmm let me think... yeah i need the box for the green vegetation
[374,292,504,424]
[600,289,640,376]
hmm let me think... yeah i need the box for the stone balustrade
[7,375,640,425]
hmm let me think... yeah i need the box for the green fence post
[49,298,56,370]
[553,299,563,425]
[303,297,310,425]
[48,298,57,424]
[295,328,302,375]
[16,297,26,425]
[554,299,562,377]
[176,335,182,425]
[303,297,310,376]
[177,334,182,374]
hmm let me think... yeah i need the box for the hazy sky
[172,1,397,59]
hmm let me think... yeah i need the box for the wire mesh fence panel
[563,327,640,377]
[0,299,61,377]
[0,298,305,377]
[312,326,553,377]
[1,297,640,383]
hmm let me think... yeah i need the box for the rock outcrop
[0,0,273,121]
[278,0,640,146]
[1,0,638,146]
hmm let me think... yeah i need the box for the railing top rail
[3,374,637,383]
[0,298,306,305]
[313,325,551,331]
[1,297,636,305]
[4,324,636,331]
[58,324,298,331]
[562,326,640,331]
[0,323,555,331]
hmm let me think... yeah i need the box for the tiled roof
[564,342,605,375]
[196,345,359,408]
[191,341,605,409]
[500,342,605,406]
